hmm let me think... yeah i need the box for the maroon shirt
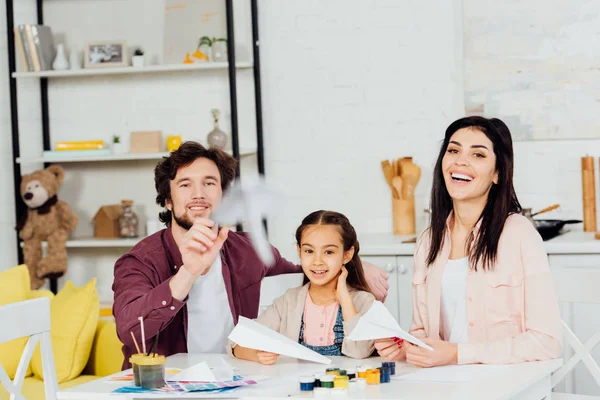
[112,228,300,369]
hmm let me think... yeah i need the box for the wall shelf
[16,148,257,164]
[11,61,253,79]
[21,237,142,249]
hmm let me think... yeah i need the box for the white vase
[52,44,69,70]
[212,41,228,62]
[132,55,144,68]
[69,46,81,70]
[112,142,127,155]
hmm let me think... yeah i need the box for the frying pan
[534,219,582,241]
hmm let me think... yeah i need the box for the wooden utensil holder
[393,197,415,235]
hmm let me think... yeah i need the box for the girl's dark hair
[154,141,237,225]
[295,210,372,294]
[427,116,522,271]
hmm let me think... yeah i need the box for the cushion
[83,320,124,377]
[32,279,99,383]
[0,265,31,379]
[0,374,99,400]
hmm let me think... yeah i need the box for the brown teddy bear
[16,165,78,289]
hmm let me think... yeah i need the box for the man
[112,142,389,368]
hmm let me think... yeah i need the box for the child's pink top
[302,293,339,346]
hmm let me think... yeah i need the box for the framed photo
[84,41,127,68]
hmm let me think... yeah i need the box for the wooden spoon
[392,176,403,200]
[532,204,560,217]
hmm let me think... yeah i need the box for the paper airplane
[212,177,285,266]
[228,317,332,364]
[346,301,433,350]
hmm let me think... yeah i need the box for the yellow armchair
[0,290,123,400]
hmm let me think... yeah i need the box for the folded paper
[228,317,332,364]
[346,301,433,350]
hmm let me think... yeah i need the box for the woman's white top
[440,257,469,344]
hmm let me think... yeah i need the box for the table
[58,354,563,399]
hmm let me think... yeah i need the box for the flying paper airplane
[211,177,285,266]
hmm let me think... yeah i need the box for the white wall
[0,1,599,298]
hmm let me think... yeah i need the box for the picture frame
[84,41,128,68]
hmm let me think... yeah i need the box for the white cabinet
[361,255,413,330]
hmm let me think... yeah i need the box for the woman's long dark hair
[427,116,522,271]
[296,210,372,294]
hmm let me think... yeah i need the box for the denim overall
[298,306,344,356]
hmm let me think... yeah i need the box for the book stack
[14,24,56,72]
[44,140,111,159]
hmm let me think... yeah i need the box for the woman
[376,116,562,366]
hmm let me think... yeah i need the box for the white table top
[58,353,563,400]
[358,231,600,256]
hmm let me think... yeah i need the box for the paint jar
[135,355,166,389]
[348,379,357,392]
[357,366,368,379]
[326,368,340,376]
[382,361,396,375]
[129,354,144,386]
[355,378,367,390]
[366,369,380,385]
[299,376,315,391]
[333,375,349,389]
[346,368,356,380]
[380,366,391,383]
[314,387,330,398]
[320,375,335,388]
[338,369,347,376]
[313,373,322,388]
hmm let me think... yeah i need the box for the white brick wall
[0,0,599,300]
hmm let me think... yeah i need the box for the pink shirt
[410,213,562,365]
[302,293,339,346]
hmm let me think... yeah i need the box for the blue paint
[299,376,315,391]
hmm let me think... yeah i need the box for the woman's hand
[256,351,279,365]
[375,337,406,361]
[405,338,458,368]
[362,262,389,302]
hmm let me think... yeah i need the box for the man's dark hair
[154,141,237,225]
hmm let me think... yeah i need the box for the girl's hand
[375,337,406,361]
[256,351,279,365]
[405,338,457,368]
[335,266,351,302]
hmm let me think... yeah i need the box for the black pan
[534,219,582,241]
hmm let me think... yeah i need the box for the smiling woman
[375,116,562,367]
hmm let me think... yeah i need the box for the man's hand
[362,261,389,302]
[406,338,458,368]
[375,337,405,361]
[256,351,279,365]
[180,218,229,277]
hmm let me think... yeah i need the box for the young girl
[230,210,376,364]
[376,116,562,366]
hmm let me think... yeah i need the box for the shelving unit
[5,0,266,294]
[16,148,257,164]
[22,237,141,249]
[11,61,253,78]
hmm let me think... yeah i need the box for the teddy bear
[16,165,78,289]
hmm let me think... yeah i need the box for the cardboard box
[130,130,162,153]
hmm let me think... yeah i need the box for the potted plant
[132,48,145,68]
[211,38,228,62]
[112,135,127,154]
[193,36,213,62]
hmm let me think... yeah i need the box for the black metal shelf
[5,0,265,293]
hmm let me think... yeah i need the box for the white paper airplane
[212,177,285,266]
[346,301,434,350]
[228,317,332,364]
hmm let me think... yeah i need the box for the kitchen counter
[358,230,600,256]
